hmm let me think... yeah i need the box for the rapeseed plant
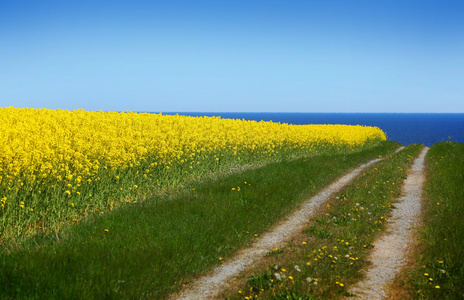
[0,107,386,241]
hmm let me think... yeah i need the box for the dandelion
[435,285,440,289]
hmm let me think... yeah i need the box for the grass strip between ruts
[223,144,423,299]
[0,142,399,299]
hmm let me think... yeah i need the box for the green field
[1,141,463,299]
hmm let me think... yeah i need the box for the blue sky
[1,0,463,113]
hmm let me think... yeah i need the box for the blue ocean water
[161,113,464,146]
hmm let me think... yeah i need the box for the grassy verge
[223,144,423,299]
[0,142,399,299]
[404,142,464,299]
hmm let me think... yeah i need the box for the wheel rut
[347,146,429,299]
[171,155,390,300]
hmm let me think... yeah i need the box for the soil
[171,146,428,300]
[171,155,387,300]
[347,147,428,299]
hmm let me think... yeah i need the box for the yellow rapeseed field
[0,107,386,239]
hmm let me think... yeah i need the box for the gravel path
[172,156,387,300]
[348,146,429,299]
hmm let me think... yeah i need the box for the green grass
[0,142,399,299]
[226,144,424,299]
[406,142,464,299]
[1,135,384,243]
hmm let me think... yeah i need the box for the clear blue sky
[1,0,463,113]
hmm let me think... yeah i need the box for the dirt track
[172,146,429,300]
[347,146,428,299]
[172,155,386,300]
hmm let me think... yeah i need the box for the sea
[160,113,464,147]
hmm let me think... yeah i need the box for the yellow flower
[0,107,386,240]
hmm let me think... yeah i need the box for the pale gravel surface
[172,155,388,300]
[348,146,429,299]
